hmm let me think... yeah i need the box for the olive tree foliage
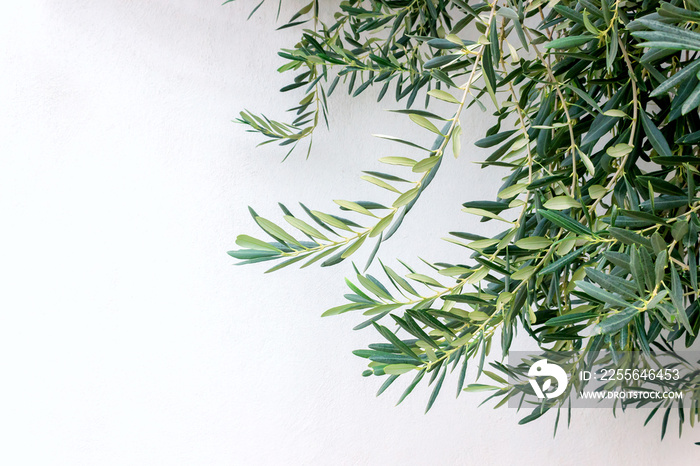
[227,0,700,439]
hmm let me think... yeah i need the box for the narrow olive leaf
[284,215,330,241]
[463,384,500,392]
[661,406,671,440]
[519,406,550,425]
[235,234,283,253]
[568,85,603,114]
[584,268,638,299]
[648,59,700,97]
[396,369,425,406]
[264,253,310,273]
[427,89,460,104]
[409,114,442,135]
[543,196,581,210]
[654,250,667,286]
[357,273,393,300]
[413,156,440,173]
[372,322,422,362]
[442,294,489,305]
[639,111,673,157]
[545,35,594,49]
[311,211,354,231]
[341,234,367,259]
[670,265,693,334]
[515,236,553,250]
[589,185,607,199]
[255,216,303,247]
[689,248,698,295]
[606,143,633,158]
[608,227,652,249]
[452,123,462,159]
[475,130,517,148]
[334,200,376,217]
[378,156,417,166]
[406,273,444,287]
[576,281,631,308]
[382,262,421,297]
[539,210,592,236]
[545,312,598,327]
[425,365,447,413]
[376,374,399,396]
[511,266,536,281]
[393,187,420,208]
[540,246,589,275]
[361,175,401,193]
[373,134,429,151]
[595,308,640,334]
[384,364,418,375]
[368,213,393,239]
[498,183,528,199]
[577,149,596,175]
[456,357,468,398]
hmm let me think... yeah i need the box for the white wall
[1,1,697,464]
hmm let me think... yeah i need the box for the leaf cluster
[229,0,700,439]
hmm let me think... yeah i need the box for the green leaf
[372,322,422,362]
[284,215,330,241]
[333,200,376,217]
[341,234,367,258]
[406,273,444,287]
[427,89,460,104]
[539,210,592,236]
[370,212,395,237]
[515,236,553,250]
[413,156,440,173]
[545,35,595,49]
[670,265,693,334]
[463,384,500,392]
[639,111,673,158]
[235,234,283,253]
[374,134,429,151]
[393,187,420,208]
[452,123,462,159]
[606,143,633,158]
[540,246,590,275]
[378,156,417,167]
[396,369,425,406]
[584,267,638,299]
[595,308,640,335]
[384,364,418,375]
[545,312,598,327]
[311,211,354,231]
[576,280,631,308]
[255,216,303,248]
[543,196,581,210]
[608,227,652,249]
[442,294,489,305]
[475,130,517,148]
[425,365,447,413]
[409,114,442,135]
[361,175,401,193]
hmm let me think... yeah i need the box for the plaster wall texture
[1,1,697,464]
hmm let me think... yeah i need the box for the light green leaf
[515,236,553,250]
[543,196,581,210]
[427,89,460,104]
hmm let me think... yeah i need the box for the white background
[1,1,697,464]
